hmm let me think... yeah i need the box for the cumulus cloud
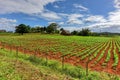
[0,0,120,33]
[0,0,61,20]
[67,14,83,24]
[114,0,120,9]
[87,23,120,33]
[86,22,120,29]
[84,15,107,23]
[81,0,120,33]
[40,11,61,20]
[108,10,120,22]
[0,18,17,31]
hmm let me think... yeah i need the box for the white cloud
[54,5,59,8]
[40,11,61,20]
[87,22,120,28]
[87,22,120,33]
[0,18,17,31]
[0,0,61,20]
[84,15,107,23]
[24,17,38,21]
[63,26,81,32]
[67,14,83,24]
[108,10,120,22]
[48,21,56,24]
[114,0,120,9]
[59,22,64,25]
[84,20,120,33]
[59,0,119,33]
[0,0,120,33]
[108,0,120,22]
[73,4,88,11]
[61,0,119,33]
[0,18,16,23]
[80,0,120,33]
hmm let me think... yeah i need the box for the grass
[0,49,73,80]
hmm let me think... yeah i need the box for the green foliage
[78,28,91,36]
[105,49,111,63]
[71,30,78,35]
[30,26,47,33]
[15,24,30,35]
[0,48,74,79]
[112,48,119,68]
[46,23,59,34]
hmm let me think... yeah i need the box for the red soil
[114,41,120,74]
[104,41,115,74]
[0,40,120,76]
[89,42,107,63]
[80,42,107,67]
[93,42,110,71]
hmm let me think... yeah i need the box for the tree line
[15,23,93,36]
[15,23,60,35]
[15,23,119,36]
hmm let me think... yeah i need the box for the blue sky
[0,0,120,33]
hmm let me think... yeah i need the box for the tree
[30,27,36,33]
[35,26,41,33]
[15,24,30,35]
[40,26,47,33]
[46,23,59,34]
[43,27,47,32]
[30,26,47,33]
[71,30,78,35]
[79,28,91,36]
[60,28,64,31]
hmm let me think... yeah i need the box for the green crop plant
[90,42,107,60]
[104,41,112,64]
[112,44,119,69]
[95,41,110,63]
[96,50,105,62]
[105,49,111,63]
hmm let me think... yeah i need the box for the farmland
[0,33,120,79]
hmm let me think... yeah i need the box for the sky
[0,0,120,33]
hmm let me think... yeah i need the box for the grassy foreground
[0,47,120,80]
[0,48,71,80]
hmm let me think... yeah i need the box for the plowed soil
[0,40,120,76]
